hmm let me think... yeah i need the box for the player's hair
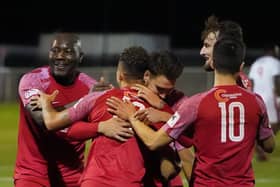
[201,15,244,42]
[148,50,183,81]
[201,15,220,41]
[213,37,245,74]
[119,46,149,80]
[219,20,243,42]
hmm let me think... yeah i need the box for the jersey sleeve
[68,91,105,123]
[79,73,97,89]
[66,121,99,141]
[161,93,203,140]
[18,73,44,106]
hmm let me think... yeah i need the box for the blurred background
[0,1,279,101]
[0,1,280,186]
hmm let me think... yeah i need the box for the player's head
[212,37,245,75]
[200,15,244,71]
[144,51,183,99]
[49,33,83,78]
[116,46,149,87]
[263,42,280,58]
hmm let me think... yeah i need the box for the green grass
[0,103,279,187]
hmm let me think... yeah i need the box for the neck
[214,71,238,87]
[119,79,144,88]
[53,71,79,86]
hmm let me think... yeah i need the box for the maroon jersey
[162,85,273,186]
[15,66,95,186]
[67,87,174,187]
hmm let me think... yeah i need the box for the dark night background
[0,1,279,49]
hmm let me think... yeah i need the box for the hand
[135,107,172,124]
[98,117,134,142]
[132,84,165,109]
[106,96,136,120]
[90,76,113,92]
[29,90,59,111]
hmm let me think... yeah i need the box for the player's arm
[258,135,275,153]
[256,95,276,153]
[67,118,133,142]
[178,147,194,182]
[132,84,166,109]
[25,103,45,129]
[107,96,173,150]
[134,107,172,125]
[30,90,100,131]
[30,90,71,131]
[159,147,182,181]
[26,98,73,130]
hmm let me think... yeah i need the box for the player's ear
[240,62,245,72]
[143,70,151,84]
[79,52,84,64]
[210,60,215,69]
[116,68,124,84]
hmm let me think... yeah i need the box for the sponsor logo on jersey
[167,112,180,127]
[24,89,40,99]
[214,89,242,102]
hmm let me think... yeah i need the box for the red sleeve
[66,121,99,141]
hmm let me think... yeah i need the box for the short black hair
[148,51,183,81]
[219,21,243,42]
[213,37,245,74]
[119,46,149,80]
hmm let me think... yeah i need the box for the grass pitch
[0,102,279,187]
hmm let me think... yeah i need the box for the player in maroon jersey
[107,37,275,187]
[14,33,128,187]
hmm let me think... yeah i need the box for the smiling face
[49,34,82,78]
[200,31,218,71]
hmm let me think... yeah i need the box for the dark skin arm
[30,90,134,141]
[258,135,275,153]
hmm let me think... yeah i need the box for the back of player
[80,87,173,187]
[161,38,274,186]
[185,85,268,186]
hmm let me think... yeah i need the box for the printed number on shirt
[122,96,145,110]
[218,102,245,143]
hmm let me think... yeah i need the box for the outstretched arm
[67,118,134,142]
[30,90,71,131]
[30,90,101,131]
[107,96,173,150]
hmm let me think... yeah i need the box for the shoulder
[19,66,50,88]
[79,72,97,84]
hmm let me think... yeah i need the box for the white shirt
[249,55,280,123]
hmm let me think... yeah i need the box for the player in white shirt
[249,43,280,134]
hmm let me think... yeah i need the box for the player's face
[49,38,81,77]
[200,32,217,72]
[146,75,175,99]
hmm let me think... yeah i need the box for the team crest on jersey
[24,89,40,99]
[167,112,180,127]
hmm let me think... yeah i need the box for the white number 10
[218,102,245,143]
